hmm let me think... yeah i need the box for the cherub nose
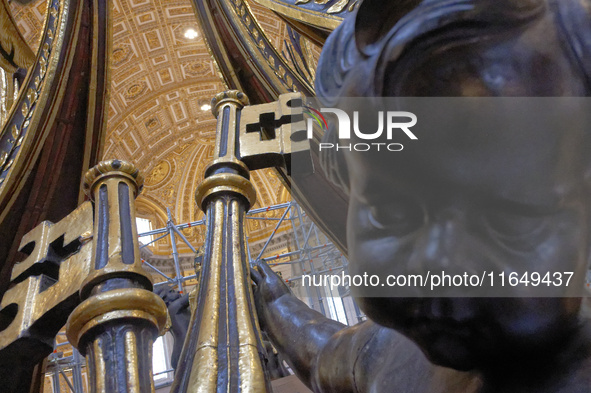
[408,208,467,273]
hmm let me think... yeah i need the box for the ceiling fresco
[10,0,316,255]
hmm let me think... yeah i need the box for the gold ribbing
[125,330,141,393]
[93,338,106,393]
[231,200,267,391]
[187,200,224,392]
[149,337,156,393]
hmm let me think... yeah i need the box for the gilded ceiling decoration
[11,0,314,255]
[9,1,46,51]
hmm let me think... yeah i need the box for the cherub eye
[484,211,546,239]
[367,196,425,235]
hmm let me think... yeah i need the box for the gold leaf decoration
[27,88,37,104]
[11,125,19,140]
[21,103,28,118]
[327,0,350,14]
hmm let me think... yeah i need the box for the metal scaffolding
[45,334,86,393]
[44,200,360,392]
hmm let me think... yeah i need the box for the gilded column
[171,91,270,393]
[66,160,168,393]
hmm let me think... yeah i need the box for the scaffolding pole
[167,208,185,294]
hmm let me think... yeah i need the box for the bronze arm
[251,261,482,392]
[251,261,347,388]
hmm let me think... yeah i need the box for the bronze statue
[155,285,191,369]
[252,0,591,391]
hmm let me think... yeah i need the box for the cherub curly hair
[315,0,591,191]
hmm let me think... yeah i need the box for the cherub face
[345,122,589,370]
[314,0,591,371]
